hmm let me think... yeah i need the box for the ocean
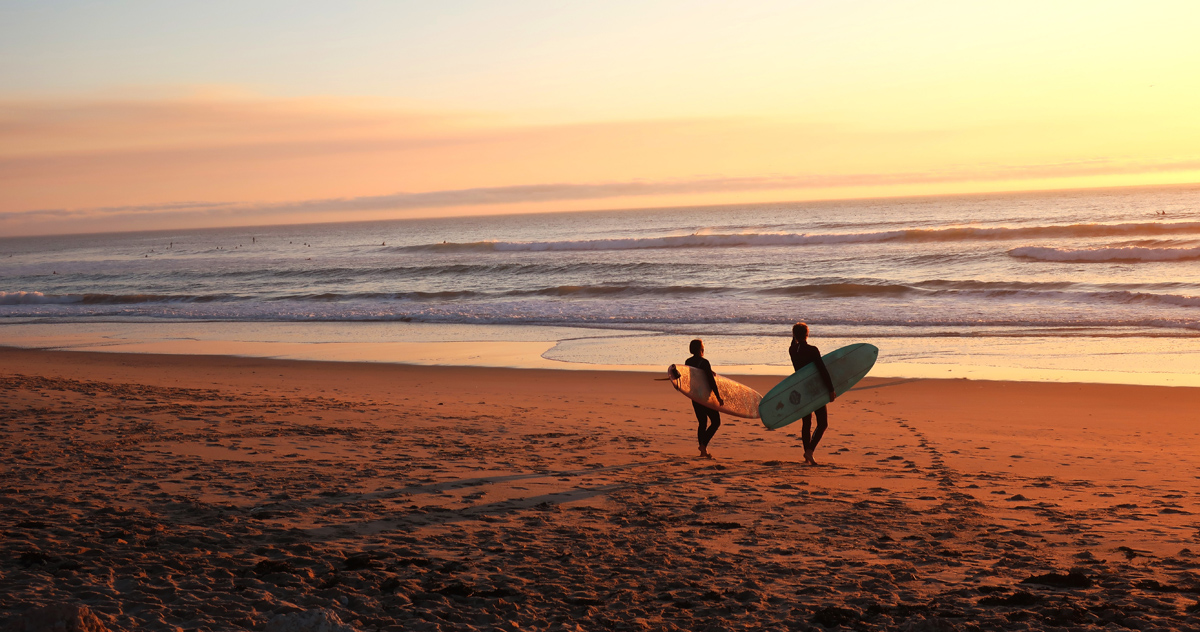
[3,185,1200,385]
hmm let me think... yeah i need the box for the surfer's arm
[704,361,724,405]
[816,358,837,401]
[709,372,724,405]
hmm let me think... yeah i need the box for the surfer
[789,323,836,466]
[685,339,723,458]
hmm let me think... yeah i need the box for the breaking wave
[1009,246,1200,263]
[0,292,237,305]
[6,282,1200,312]
[395,221,1200,252]
[0,291,76,305]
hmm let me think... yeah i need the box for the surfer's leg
[801,413,814,452]
[809,406,829,450]
[702,409,721,448]
[802,412,820,465]
[692,402,711,455]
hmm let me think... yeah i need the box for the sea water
[3,185,1199,384]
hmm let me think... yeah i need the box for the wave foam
[0,291,75,305]
[396,221,1200,252]
[764,283,916,297]
[7,282,1200,307]
[0,292,239,305]
[1119,291,1200,308]
[1009,246,1200,263]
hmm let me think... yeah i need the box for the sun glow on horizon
[3,1,1200,235]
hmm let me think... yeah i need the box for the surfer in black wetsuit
[685,339,723,458]
[789,322,836,466]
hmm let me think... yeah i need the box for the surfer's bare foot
[699,446,708,458]
[804,451,819,466]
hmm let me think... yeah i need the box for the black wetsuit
[789,341,835,453]
[685,354,722,449]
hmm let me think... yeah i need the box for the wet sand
[2,347,1199,631]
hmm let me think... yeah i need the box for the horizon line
[3,179,1199,241]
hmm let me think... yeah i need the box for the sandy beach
[3,346,1200,631]
[9,3,1200,630]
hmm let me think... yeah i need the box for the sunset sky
[3,0,1200,235]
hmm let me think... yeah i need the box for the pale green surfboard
[758,343,879,430]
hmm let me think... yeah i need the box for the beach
[8,3,1200,631]
[3,346,1199,631]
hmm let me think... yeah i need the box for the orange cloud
[3,95,1200,235]
[9,161,1200,236]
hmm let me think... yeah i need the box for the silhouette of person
[685,339,723,458]
[789,322,836,465]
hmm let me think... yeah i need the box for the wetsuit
[685,354,722,449]
[789,341,835,453]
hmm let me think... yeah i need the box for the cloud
[6,155,1200,232]
[4,94,1200,236]
[5,200,237,220]
[0,95,499,181]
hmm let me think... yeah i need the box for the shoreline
[8,342,1200,391]
[4,346,1200,630]
[4,319,1200,387]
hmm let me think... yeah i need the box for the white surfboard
[667,364,762,419]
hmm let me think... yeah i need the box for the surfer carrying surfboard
[685,339,724,458]
[789,323,837,466]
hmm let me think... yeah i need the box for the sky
[3,0,1200,235]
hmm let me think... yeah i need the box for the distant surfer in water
[686,339,723,458]
[789,323,836,466]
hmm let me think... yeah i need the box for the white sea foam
[0,291,77,305]
[4,288,1200,325]
[405,221,1200,252]
[1009,246,1200,263]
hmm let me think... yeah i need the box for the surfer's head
[792,322,809,341]
[689,339,704,356]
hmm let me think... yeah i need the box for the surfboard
[667,364,762,419]
[758,343,879,430]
